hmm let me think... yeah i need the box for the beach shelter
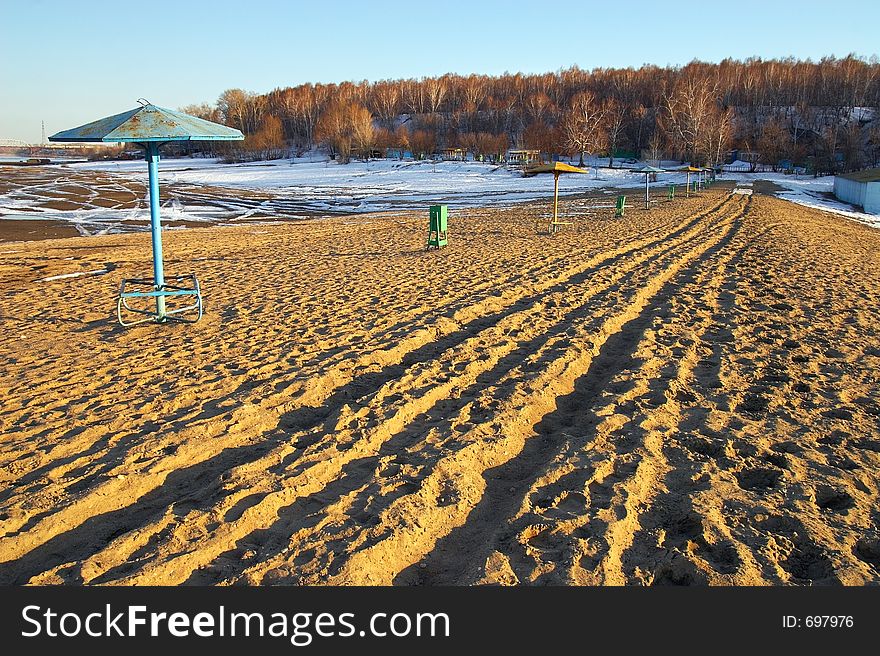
[49,101,244,325]
[679,165,703,197]
[631,165,666,209]
[524,161,589,233]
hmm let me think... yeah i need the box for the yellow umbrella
[524,161,589,233]
[678,165,703,196]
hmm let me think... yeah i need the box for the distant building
[834,168,880,214]
[506,149,542,167]
[434,147,466,161]
[725,149,760,165]
[385,147,409,159]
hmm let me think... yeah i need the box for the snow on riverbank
[2,156,876,234]
[70,157,652,206]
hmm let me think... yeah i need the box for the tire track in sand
[141,193,744,582]
[0,199,713,510]
[8,197,740,585]
[0,202,706,537]
[167,197,744,585]
[325,196,749,585]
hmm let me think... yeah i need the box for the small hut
[438,147,467,161]
[507,149,542,168]
[834,169,880,214]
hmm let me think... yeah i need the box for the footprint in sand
[853,539,880,570]
[781,541,836,582]
[813,485,855,513]
[735,467,783,492]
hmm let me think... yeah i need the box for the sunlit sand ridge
[0,185,878,585]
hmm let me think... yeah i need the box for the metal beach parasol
[524,161,589,234]
[49,101,244,325]
[677,165,704,197]
[631,165,666,209]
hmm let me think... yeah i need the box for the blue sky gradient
[2,0,878,142]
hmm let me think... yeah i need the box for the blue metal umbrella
[49,101,244,325]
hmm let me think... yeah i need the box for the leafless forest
[178,57,879,171]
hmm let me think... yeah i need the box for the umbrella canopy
[631,165,666,174]
[523,161,589,176]
[673,165,703,196]
[49,103,244,143]
[523,162,589,233]
[48,102,244,324]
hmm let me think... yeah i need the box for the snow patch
[36,268,111,282]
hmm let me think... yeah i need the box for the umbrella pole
[645,174,649,209]
[145,143,166,320]
[553,172,559,231]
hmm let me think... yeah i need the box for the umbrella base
[117,274,203,326]
[547,220,573,235]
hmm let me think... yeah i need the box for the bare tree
[604,98,627,167]
[402,79,427,115]
[179,102,221,123]
[702,106,734,168]
[409,129,437,159]
[466,132,508,162]
[425,77,448,114]
[662,75,725,166]
[394,125,410,159]
[217,89,252,132]
[757,118,792,170]
[647,130,664,165]
[525,92,553,126]
[370,81,401,130]
[562,91,608,166]
[247,115,286,160]
[816,125,841,174]
[350,103,374,158]
[462,75,487,109]
[868,123,880,167]
[631,103,650,154]
[840,122,864,172]
[315,101,374,163]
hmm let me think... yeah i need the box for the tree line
[181,56,880,173]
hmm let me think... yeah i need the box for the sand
[0,185,878,586]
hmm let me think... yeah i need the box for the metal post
[553,172,559,227]
[645,174,649,209]
[145,143,166,319]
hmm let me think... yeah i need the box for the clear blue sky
[2,0,878,142]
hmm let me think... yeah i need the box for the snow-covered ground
[722,167,880,228]
[2,155,877,234]
[69,157,657,211]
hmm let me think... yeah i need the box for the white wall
[834,176,868,211]
[865,181,880,214]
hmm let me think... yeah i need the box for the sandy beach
[0,184,878,586]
